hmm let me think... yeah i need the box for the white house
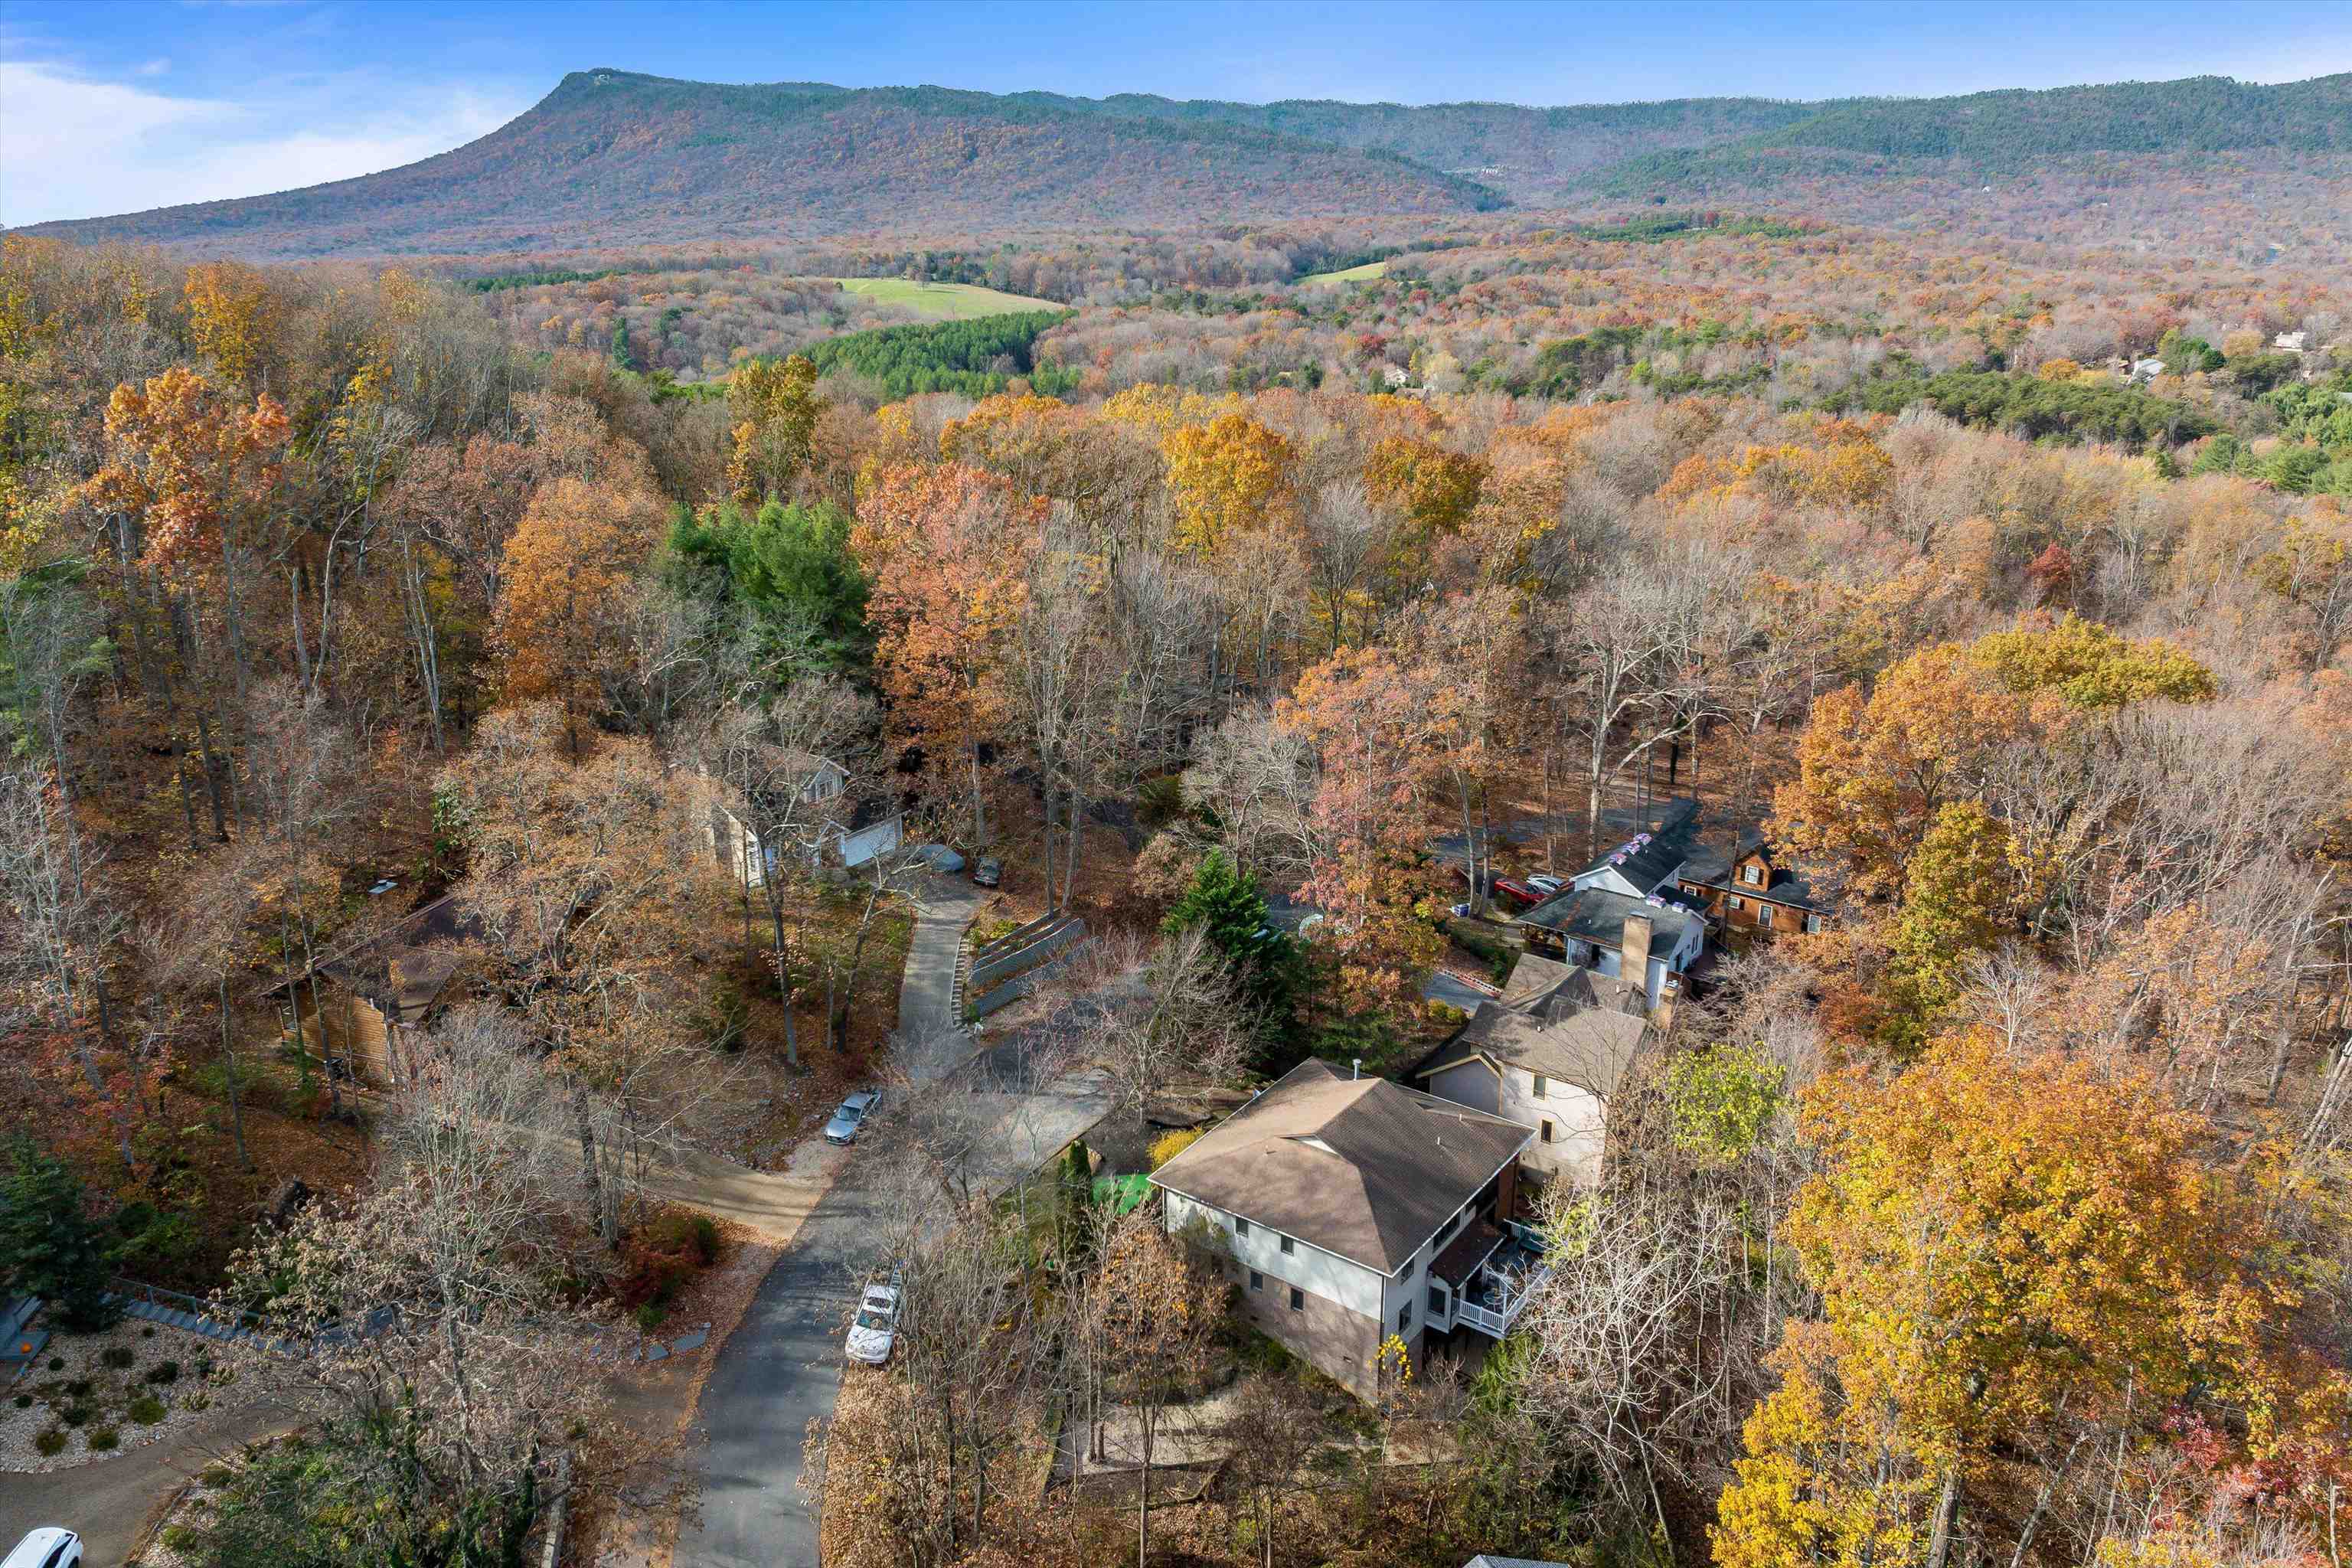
[1515,801,1710,1008]
[1414,954,1648,1187]
[702,752,903,884]
[1150,1060,1539,1397]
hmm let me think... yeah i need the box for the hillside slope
[22,70,2349,260]
[1004,90,1826,201]
[21,71,1508,259]
[1604,72,2352,193]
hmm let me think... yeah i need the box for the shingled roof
[1149,1060,1531,1275]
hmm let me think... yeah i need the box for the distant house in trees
[2273,330,2308,354]
[266,893,482,1088]
[1678,830,1830,939]
[1151,1060,1539,1398]
[2129,356,2167,382]
[701,752,904,884]
[1513,799,1710,1009]
[1381,365,1413,390]
[1413,953,1648,1187]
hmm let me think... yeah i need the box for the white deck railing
[1451,1261,1552,1339]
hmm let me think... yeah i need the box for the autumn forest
[1,53,2350,1568]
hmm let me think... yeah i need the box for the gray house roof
[1419,952,1649,1099]
[1149,1060,1531,1275]
[1576,797,1700,892]
[1518,885,1706,959]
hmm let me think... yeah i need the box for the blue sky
[5,0,2349,227]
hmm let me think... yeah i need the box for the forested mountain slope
[1606,72,2352,191]
[21,69,2349,259]
[18,70,1507,259]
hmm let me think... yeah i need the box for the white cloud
[0,60,528,228]
[134,57,171,77]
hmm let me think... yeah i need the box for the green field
[1297,260,1388,286]
[830,277,1062,318]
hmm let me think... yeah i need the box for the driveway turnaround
[678,877,982,1568]
[0,1395,296,1567]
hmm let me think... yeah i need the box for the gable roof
[1518,884,1707,959]
[1575,798,1701,893]
[1681,829,1822,911]
[1423,952,1648,1097]
[1149,1060,1531,1274]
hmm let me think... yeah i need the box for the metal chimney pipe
[1351,1058,1361,1080]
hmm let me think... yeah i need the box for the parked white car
[845,1281,900,1365]
[1526,874,1566,895]
[3,1528,82,1568]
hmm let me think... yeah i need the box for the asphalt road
[676,1163,893,1568]
[676,877,980,1568]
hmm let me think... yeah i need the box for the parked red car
[1491,877,1546,906]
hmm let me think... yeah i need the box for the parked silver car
[823,1089,880,1145]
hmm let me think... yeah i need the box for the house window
[1806,913,1824,934]
[1403,1256,1416,1281]
[1758,903,1774,929]
[1742,864,1763,885]
[1289,1286,1305,1312]
[1729,895,1745,911]
[1398,1302,1413,1332]
[1428,1285,1447,1314]
[1540,1119,1556,1144]
[1531,1073,1549,1099]
[1249,1270,1263,1292]
[1234,1216,1250,1237]
[1279,1236,1295,1256]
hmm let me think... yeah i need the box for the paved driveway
[678,877,981,1568]
[0,1395,296,1566]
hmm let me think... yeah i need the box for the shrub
[60,1403,93,1427]
[142,1325,156,1338]
[146,1360,181,1384]
[46,1357,62,1372]
[11,1393,28,1408]
[162,1525,203,1553]
[633,1301,667,1334]
[184,1390,211,1412]
[88,1426,119,1450]
[129,1395,167,1424]
[647,1209,721,1266]
[1148,1128,1205,1170]
[65,1377,93,1398]
[101,1345,136,1369]
[34,1429,66,1456]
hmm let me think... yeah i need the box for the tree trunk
[769,898,799,1070]
[217,968,253,1171]
[1924,1462,1964,1568]
[1060,791,1084,912]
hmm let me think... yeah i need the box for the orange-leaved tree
[1276,647,1446,1011]
[851,462,1043,845]
[492,475,667,756]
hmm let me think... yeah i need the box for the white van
[2,1529,81,1568]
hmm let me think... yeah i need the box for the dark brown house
[1679,831,1828,938]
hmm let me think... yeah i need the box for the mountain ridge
[18,68,2349,258]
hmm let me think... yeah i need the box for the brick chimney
[1619,913,1655,1002]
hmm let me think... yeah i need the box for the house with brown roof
[1413,954,1648,1187]
[1149,1059,1541,1397]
